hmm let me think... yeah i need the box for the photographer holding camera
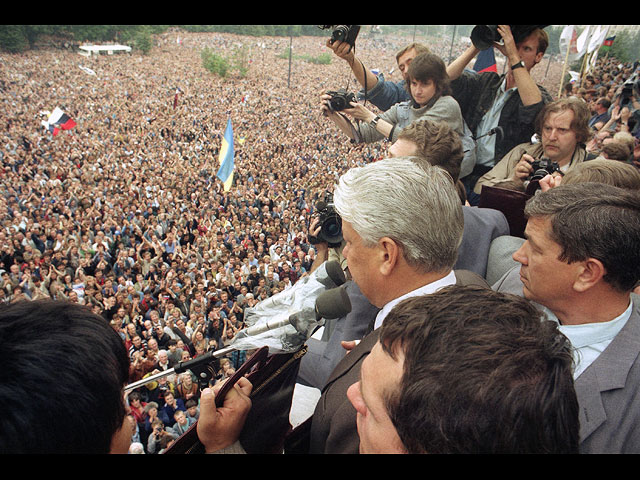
[305,193,347,276]
[321,52,465,147]
[448,25,553,197]
[473,97,600,194]
[323,24,429,112]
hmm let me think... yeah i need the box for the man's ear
[377,237,400,276]
[573,258,606,293]
[534,50,544,66]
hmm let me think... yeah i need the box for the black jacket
[452,71,553,167]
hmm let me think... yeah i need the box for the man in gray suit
[308,158,488,453]
[493,183,640,453]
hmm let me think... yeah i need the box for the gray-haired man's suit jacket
[494,266,640,453]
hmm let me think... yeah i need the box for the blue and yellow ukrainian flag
[216,118,235,192]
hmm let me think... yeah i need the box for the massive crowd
[1,28,638,453]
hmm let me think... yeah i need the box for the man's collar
[373,270,456,330]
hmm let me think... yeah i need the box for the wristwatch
[369,115,381,128]
[511,60,525,71]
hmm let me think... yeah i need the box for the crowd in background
[561,56,640,162]
[0,29,638,453]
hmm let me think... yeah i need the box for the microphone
[123,280,352,392]
[234,283,351,339]
[474,126,503,141]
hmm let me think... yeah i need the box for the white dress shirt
[541,299,633,379]
[373,270,457,331]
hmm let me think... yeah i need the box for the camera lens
[330,98,345,111]
[321,214,342,244]
[470,25,500,50]
[332,25,349,43]
[324,218,341,237]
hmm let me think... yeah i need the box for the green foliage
[0,25,169,53]
[277,49,331,65]
[230,46,249,78]
[304,52,332,64]
[181,25,313,37]
[132,26,153,55]
[0,25,30,53]
[605,30,640,64]
[201,48,230,77]
[201,45,252,78]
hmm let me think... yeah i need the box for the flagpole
[287,35,292,89]
[579,51,589,86]
[558,37,572,98]
[448,25,457,64]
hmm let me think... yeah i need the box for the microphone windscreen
[324,260,346,286]
[315,285,352,320]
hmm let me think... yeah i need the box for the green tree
[201,48,230,77]
[133,26,153,55]
[607,29,640,64]
[0,25,30,52]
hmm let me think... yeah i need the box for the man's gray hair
[333,157,463,273]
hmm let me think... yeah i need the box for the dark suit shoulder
[454,269,490,288]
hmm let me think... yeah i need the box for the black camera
[620,74,639,107]
[326,89,356,112]
[524,157,562,195]
[470,25,548,50]
[314,194,343,247]
[527,158,562,182]
[319,25,361,48]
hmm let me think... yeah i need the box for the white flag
[588,26,601,54]
[576,26,591,59]
[587,26,610,73]
[559,26,578,62]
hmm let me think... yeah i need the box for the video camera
[470,25,548,50]
[319,25,361,49]
[313,193,343,247]
[620,73,639,107]
[325,89,357,112]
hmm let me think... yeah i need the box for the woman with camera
[321,52,465,146]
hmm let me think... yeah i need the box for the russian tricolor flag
[474,48,497,74]
[48,107,76,130]
[42,107,76,136]
[216,118,235,192]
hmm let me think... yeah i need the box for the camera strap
[341,112,362,144]
[359,57,368,108]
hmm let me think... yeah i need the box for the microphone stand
[125,345,237,392]
[474,126,503,142]
[124,264,351,393]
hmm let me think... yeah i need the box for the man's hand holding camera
[492,25,519,65]
[326,38,355,64]
[512,154,536,183]
[153,423,168,439]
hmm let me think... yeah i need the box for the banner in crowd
[216,118,235,192]
[78,65,96,76]
[40,107,76,136]
[559,25,579,63]
[588,26,609,54]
